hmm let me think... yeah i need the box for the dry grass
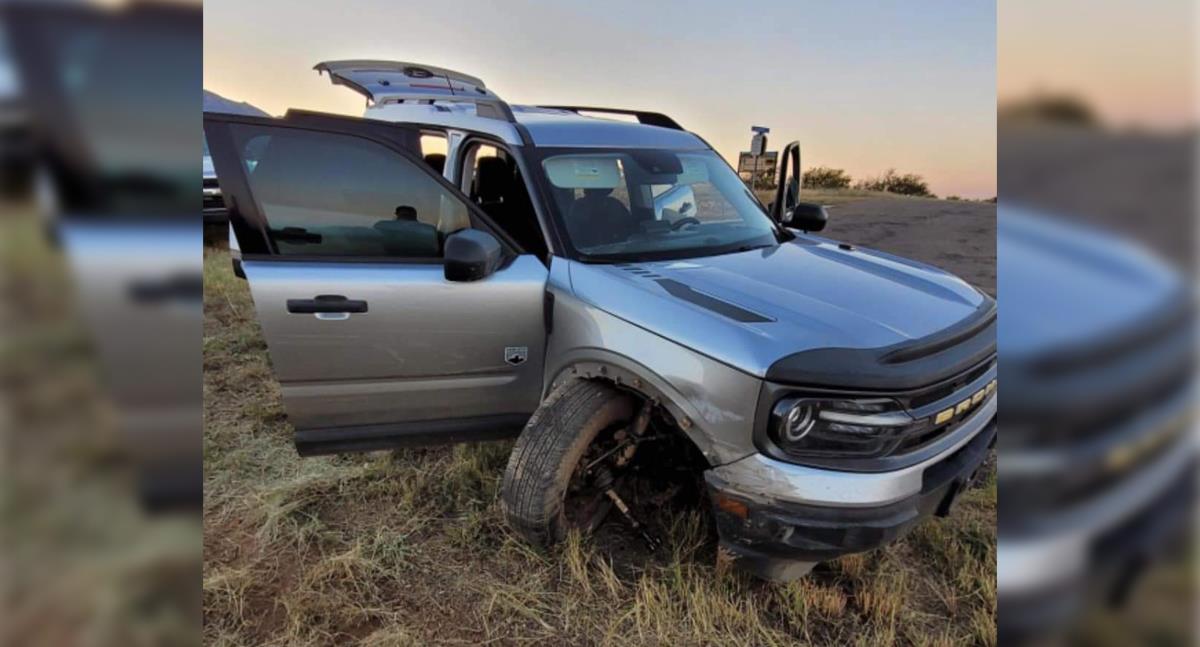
[203,247,996,646]
[2,209,201,646]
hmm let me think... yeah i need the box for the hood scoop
[616,264,773,324]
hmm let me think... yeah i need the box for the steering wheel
[670,217,701,231]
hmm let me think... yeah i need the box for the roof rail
[536,106,683,131]
[314,60,517,122]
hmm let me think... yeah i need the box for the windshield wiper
[732,243,773,254]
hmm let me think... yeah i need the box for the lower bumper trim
[707,417,996,565]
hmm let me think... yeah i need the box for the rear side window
[420,133,448,174]
[230,125,471,258]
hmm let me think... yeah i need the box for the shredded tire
[501,380,634,546]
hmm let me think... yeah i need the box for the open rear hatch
[314,60,499,104]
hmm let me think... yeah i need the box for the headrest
[583,187,613,199]
[475,156,510,202]
[423,153,446,175]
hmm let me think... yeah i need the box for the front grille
[1034,361,1191,449]
[886,357,997,457]
[1002,377,1193,521]
[904,359,993,410]
[896,424,954,454]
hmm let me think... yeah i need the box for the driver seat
[566,188,637,249]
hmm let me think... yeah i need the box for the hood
[998,205,1186,362]
[568,236,989,379]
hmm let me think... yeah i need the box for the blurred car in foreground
[203,147,223,222]
[202,90,268,225]
[997,205,1195,642]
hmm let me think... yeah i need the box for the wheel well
[552,369,713,472]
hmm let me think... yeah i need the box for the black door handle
[286,294,368,314]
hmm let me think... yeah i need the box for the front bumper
[705,400,996,579]
[997,430,1196,639]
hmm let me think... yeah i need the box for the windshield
[539,149,780,261]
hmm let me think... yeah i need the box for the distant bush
[803,166,852,189]
[999,93,1097,126]
[855,169,934,197]
[946,195,962,201]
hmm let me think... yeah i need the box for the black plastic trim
[543,290,556,335]
[286,295,368,314]
[654,278,772,323]
[707,419,995,563]
[766,298,996,390]
[443,229,504,281]
[512,121,536,147]
[771,141,801,222]
[881,302,997,364]
[239,253,443,265]
[536,105,684,130]
[203,207,228,225]
[294,413,530,456]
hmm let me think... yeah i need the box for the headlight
[768,396,924,459]
[781,403,817,441]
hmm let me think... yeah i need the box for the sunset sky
[999,0,1197,130]
[205,0,997,198]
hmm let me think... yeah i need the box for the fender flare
[545,352,719,466]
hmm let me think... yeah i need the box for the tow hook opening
[934,481,962,517]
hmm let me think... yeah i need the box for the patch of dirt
[823,197,996,295]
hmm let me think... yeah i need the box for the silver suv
[204,60,997,580]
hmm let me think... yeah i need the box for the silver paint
[568,239,986,379]
[543,259,766,465]
[242,254,548,429]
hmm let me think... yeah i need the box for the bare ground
[203,192,997,646]
[822,197,996,295]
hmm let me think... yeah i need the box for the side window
[461,142,548,258]
[464,144,501,200]
[420,133,448,175]
[231,125,471,258]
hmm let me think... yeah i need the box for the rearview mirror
[444,229,504,282]
[785,202,829,232]
[653,184,697,222]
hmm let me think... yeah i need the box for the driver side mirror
[444,229,504,282]
[784,202,829,232]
